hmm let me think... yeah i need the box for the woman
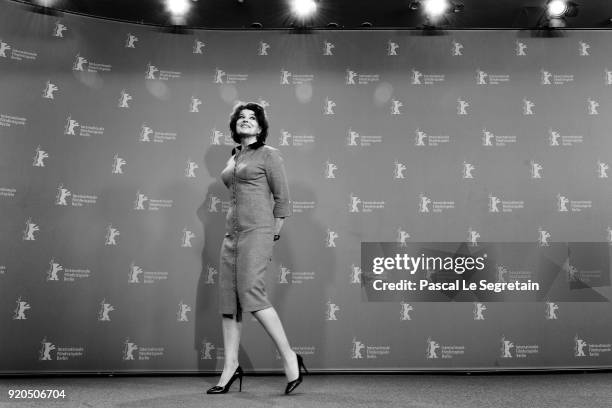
[207,102,307,395]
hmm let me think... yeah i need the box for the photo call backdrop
[1,0,611,373]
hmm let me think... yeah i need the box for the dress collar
[232,140,265,155]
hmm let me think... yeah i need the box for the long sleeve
[264,148,292,218]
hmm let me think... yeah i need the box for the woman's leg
[217,313,242,386]
[252,307,298,381]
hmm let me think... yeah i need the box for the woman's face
[236,109,261,138]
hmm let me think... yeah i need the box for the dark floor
[0,372,611,408]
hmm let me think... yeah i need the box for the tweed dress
[218,141,292,314]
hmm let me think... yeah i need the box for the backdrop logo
[280,69,314,85]
[122,339,138,360]
[33,146,48,167]
[326,229,339,247]
[411,68,445,85]
[146,62,181,80]
[606,69,612,85]
[515,40,527,56]
[258,41,270,55]
[138,123,176,143]
[0,39,11,58]
[500,336,514,358]
[55,183,97,207]
[185,159,199,178]
[205,265,218,284]
[548,129,583,146]
[425,338,465,359]
[190,97,202,112]
[351,337,365,359]
[530,161,543,179]
[325,160,338,179]
[0,113,26,127]
[388,100,403,115]
[323,97,336,115]
[53,21,68,37]
[46,257,90,282]
[574,335,612,357]
[350,264,362,284]
[323,41,335,55]
[133,190,173,211]
[292,201,316,214]
[579,41,590,56]
[112,155,126,174]
[387,40,399,56]
[394,161,407,179]
[64,115,105,137]
[181,228,196,247]
[40,337,84,361]
[13,296,30,320]
[452,41,463,56]
[597,160,609,178]
[468,227,480,246]
[400,302,413,320]
[211,128,232,145]
[556,194,592,212]
[279,129,315,146]
[457,99,469,115]
[418,193,455,213]
[279,264,291,284]
[545,302,558,320]
[193,39,205,54]
[73,53,111,72]
[345,69,380,85]
[200,339,218,360]
[125,33,138,48]
[523,99,535,115]
[397,228,410,247]
[347,128,382,146]
[39,338,56,360]
[488,194,524,213]
[348,193,384,213]
[118,90,132,108]
[476,69,510,85]
[482,128,516,146]
[541,69,574,85]
[462,162,475,179]
[473,303,486,320]
[98,299,115,321]
[102,225,120,247]
[538,227,551,247]
[22,218,39,241]
[607,227,612,245]
[415,128,450,146]
[326,300,340,320]
[128,262,169,284]
[177,301,191,322]
[587,98,599,115]
[1,186,16,199]
[0,39,37,61]
[426,337,440,358]
[42,81,59,99]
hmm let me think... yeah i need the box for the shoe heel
[239,375,242,392]
[297,354,309,375]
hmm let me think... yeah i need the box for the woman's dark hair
[229,102,269,144]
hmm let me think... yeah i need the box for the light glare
[424,0,449,18]
[165,0,191,16]
[291,0,317,18]
[547,0,568,18]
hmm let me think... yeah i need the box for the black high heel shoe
[207,366,243,394]
[285,354,308,395]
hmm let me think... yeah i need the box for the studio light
[291,0,317,19]
[547,0,568,18]
[165,0,191,24]
[423,0,450,19]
